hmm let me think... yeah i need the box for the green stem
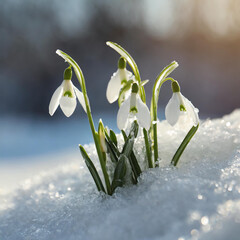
[150,61,179,166]
[171,124,199,167]
[143,128,153,168]
[56,50,112,195]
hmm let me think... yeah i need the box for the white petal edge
[49,83,63,116]
[73,86,87,112]
[59,96,77,117]
[165,93,181,126]
[117,96,131,130]
[182,95,199,126]
[136,96,151,130]
[106,70,122,103]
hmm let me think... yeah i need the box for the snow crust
[0,110,240,240]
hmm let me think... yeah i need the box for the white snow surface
[1,110,240,240]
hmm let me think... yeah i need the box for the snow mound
[1,110,240,240]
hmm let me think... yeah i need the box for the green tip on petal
[130,106,138,113]
[171,81,180,93]
[132,83,139,93]
[180,104,186,111]
[64,66,72,80]
[118,57,126,69]
[63,90,73,97]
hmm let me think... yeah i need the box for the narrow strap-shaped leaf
[171,124,199,167]
[122,137,141,181]
[121,121,142,182]
[143,128,153,168]
[129,120,139,138]
[105,130,120,157]
[110,130,118,147]
[111,154,127,193]
[121,121,138,157]
[105,139,119,163]
[121,130,127,142]
[79,145,106,193]
[122,138,134,157]
[129,151,142,179]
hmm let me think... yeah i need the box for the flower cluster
[49,43,199,195]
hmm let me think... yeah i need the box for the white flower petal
[117,96,131,129]
[106,69,132,103]
[165,92,181,126]
[73,86,87,112]
[106,70,122,103]
[136,96,151,130]
[182,95,199,126]
[59,96,77,117]
[49,83,63,116]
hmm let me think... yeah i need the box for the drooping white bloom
[165,91,199,126]
[117,83,151,130]
[106,57,133,103]
[49,67,86,117]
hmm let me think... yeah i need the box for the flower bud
[98,119,107,153]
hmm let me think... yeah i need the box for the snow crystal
[0,110,240,240]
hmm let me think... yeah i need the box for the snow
[0,110,240,240]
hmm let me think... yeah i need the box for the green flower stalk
[55,50,112,195]
[150,62,179,166]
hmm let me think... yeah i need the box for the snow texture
[0,110,240,240]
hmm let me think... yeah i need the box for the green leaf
[111,154,127,193]
[129,151,142,182]
[171,124,199,167]
[110,130,118,147]
[122,137,134,157]
[121,121,142,182]
[129,120,139,138]
[104,129,120,160]
[121,120,138,156]
[79,145,106,193]
[121,130,127,142]
[105,139,119,163]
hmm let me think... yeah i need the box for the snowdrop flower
[49,67,86,117]
[106,57,133,103]
[165,81,199,126]
[117,83,151,130]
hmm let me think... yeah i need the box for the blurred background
[1,0,240,160]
